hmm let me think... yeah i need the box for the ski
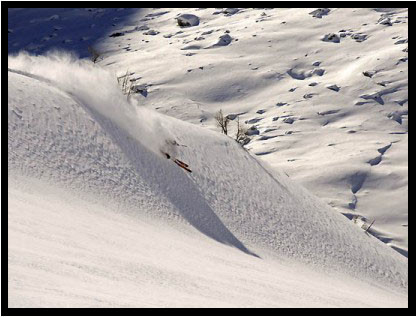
[161,150,192,173]
[174,159,192,173]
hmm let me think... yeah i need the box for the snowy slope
[8,54,407,307]
[92,7,409,256]
[8,7,409,307]
[8,7,409,256]
[8,176,408,308]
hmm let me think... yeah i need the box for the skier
[161,139,192,173]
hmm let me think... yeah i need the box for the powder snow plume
[8,50,176,158]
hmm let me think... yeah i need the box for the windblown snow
[8,7,408,308]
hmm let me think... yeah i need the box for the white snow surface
[8,7,408,307]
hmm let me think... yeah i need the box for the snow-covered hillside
[8,7,408,307]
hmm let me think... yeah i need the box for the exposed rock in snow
[394,38,408,45]
[176,14,200,27]
[327,84,341,92]
[363,70,376,78]
[351,33,368,42]
[388,110,408,124]
[322,33,340,43]
[143,29,159,36]
[214,8,240,16]
[378,16,392,26]
[208,34,233,47]
[245,126,260,135]
[283,117,295,124]
[309,8,331,18]
[135,25,150,31]
[109,32,124,37]
[145,11,170,18]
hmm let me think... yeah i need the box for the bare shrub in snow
[117,70,133,98]
[215,109,229,135]
[235,116,249,145]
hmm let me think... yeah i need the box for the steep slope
[90,7,408,256]
[8,6,408,256]
[8,54,408,307]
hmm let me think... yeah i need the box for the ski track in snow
[8,7,408,307]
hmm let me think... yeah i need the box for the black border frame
[3,1,416,315]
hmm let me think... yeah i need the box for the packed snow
[8,7,408,308]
